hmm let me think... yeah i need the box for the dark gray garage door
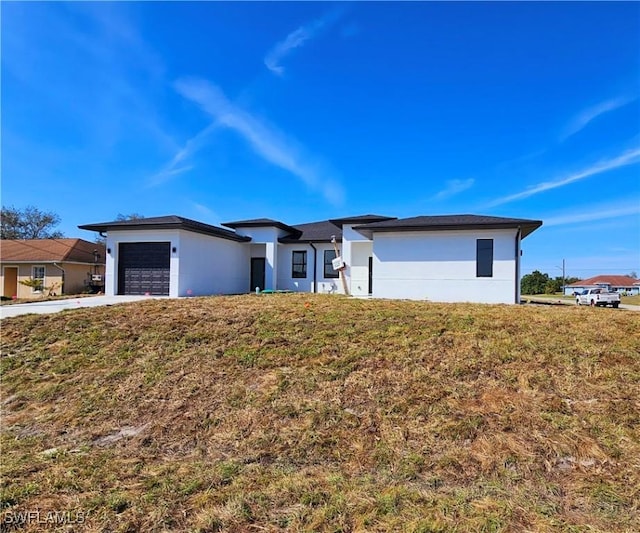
[118,242,171,295]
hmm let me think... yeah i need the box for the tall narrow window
[292,251,307,278]
[476,239,494,277]
[32,266,45,292]
[324,250,339,278]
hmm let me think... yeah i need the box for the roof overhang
[278,236,339,244]
[0,260,101,266]
[328,215,396,228]
[79,219,251,243]
[353,221,543,239]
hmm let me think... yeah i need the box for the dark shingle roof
[279,220,342,243]
[354,214,543,238]
[328,214,396,227]
[279,214,397,243]
[0,239,105,263]
[79,213,544,244]
[79,216,251,242]
[221,218,300,234]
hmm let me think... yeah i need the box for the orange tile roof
[0,239,105,264]
[567,275,639,287]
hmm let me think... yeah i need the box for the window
[476,239,493,277]
[324,250,339,278]
[292,251,307,278]
[32,266,45,292]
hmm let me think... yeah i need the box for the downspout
[515,227,521,304]
[309,242,317,293]
[52,262,65,295]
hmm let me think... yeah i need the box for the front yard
[1,294,639,531]
[526,293,640,306]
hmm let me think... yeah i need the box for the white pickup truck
[575,288,620,308]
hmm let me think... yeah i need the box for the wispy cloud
[149,165,194,186]
[147,123,219,186]
[544,200,640,227]
[486,147,640,207]
[174,77,345,205]
[561,96,637,141]
[264,7,345,76]
[432,178,474,201]
[191,202,219,221]
[4,3,176,160]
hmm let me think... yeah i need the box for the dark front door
[251,258,266,292]
[118,242,171,295]
[368,256,373,295]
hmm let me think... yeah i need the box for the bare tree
[94,213,145,245]
[1,205,64,239]
[116,213,145,221]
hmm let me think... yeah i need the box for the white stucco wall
[232,227,287,240]
[316,242,344,294]
[277,244,313,292]
[277,243,344,294]
[177,231,249,296]
[372,229,519,304]
[350,242,373,296]
[341,225,373,296]
[343,225,372,243]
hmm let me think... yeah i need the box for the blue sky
[2,1,639,279]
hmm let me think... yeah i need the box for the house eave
[353,221,543,238]
[0,260,102,266]
[78,222,251,243]
[328,215,396,228]
[222,220,301,237]
[278,237,339,244]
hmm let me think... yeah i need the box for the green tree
[521,270,550,295]
[0,205,64,239]
[545,278,563,294]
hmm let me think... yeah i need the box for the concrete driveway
[0,295,161,319]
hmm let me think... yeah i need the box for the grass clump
[1,294,639,531]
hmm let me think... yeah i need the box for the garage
[117,242,170,295]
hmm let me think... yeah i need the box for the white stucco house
[78,213,542,304]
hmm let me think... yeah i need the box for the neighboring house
[0,239,106,299]
[78,213,542,304]
[564,275,640,296]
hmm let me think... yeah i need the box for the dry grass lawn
[1,294,639,532]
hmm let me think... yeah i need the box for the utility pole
[555,259,566,295]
